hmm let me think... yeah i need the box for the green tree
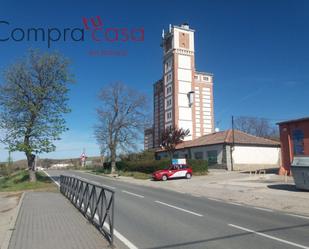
[0,50,73,181]
[160,126,190,159]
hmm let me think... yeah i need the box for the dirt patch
[0,207,14,213]
[4,192,22,199]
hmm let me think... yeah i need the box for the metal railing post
[59,175,115,245]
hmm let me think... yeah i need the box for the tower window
[166,99,172,107]
[166,86,172,94]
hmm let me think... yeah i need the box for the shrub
[102,159,208,174]
[187,159,208,172]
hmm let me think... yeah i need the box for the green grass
[117,171,150,180]
[0,170,56,192]
[86,168,150,180]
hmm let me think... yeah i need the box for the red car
[152,164,192,181]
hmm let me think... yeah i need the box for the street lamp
[187,91,194,107]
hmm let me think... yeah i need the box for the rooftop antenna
[169,24,172,32]
[162,29,165,39]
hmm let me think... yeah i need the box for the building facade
[153,23,214,148]
[277,117,309,175]
[144,127,154,150]
[156,130,281,171]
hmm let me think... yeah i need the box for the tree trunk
[29,169,36,182]
[168,149,175,161]
[110,149,116,174]
[26,153,36,182]
[111,161,116,174]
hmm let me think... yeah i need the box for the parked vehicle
[152,164,192,181]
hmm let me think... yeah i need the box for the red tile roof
[277,117,309,125]
[173,129,280,150]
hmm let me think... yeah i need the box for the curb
[1,192,25,249]
[77,170,121,179]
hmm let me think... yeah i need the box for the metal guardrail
[60,175,115,245]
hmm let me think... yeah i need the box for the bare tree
[160,126,190,159]
[0,50,72,181]
[94,82,148,174]
[234,116,279,140]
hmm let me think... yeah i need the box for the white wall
[179,107,192,120]
[178,81,192,93]
[178,69,192,82]
[178,93,189,107]
[178,55,191,69]
[233,146,280,165]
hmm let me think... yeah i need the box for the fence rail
[60,175,115,245]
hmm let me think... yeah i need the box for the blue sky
[0,0,308,161]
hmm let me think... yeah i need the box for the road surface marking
[252,207,273,212]
[155,201,203,217]
[85,206,139,249]
[230,202,243,206]
[111,226,138,249]
[288,214,309,220]
[229,224,309,249]
[208,197,223,202]
[122,190,144,198]
[43,170,60,187]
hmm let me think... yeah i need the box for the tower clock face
[164,36,172,52]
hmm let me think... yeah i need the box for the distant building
[277,117,309,175]
[50,163,73,169]
[144,127,154,150]
[156,130,281,171]
[153,23,214,148]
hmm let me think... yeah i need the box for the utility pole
[7,150,12,166]
[230,115,235,171]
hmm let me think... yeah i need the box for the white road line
[110,226,139,249]
[122,190,144,198]
[43,170,60,187]
[155,201,203,217]
[207,197,222,202]
[84,206,138,249]
[230,202,243,206]
[252,207,273,212]
[229,224,309,249]
[288,214,309,220]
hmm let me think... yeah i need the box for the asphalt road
[46,170,309,249]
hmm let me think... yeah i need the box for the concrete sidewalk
[8,192,110,249]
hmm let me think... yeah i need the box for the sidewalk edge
[1,192,25,249]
